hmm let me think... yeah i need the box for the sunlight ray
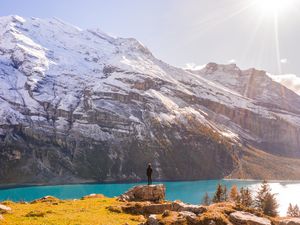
[181,1,257,46]
[273,11,282,74]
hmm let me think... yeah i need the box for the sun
[255,0,295,15]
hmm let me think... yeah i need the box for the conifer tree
[287,203,300,217]
[263,193,279,217]
[240,187,253,207]
[213,184,224,203]
[255,180,278,216]
[294,205,300,217]
[287,203,294,217]
[229,185,240,203]
[202,192,211,206]
[223,185,228,201]
[212,184,228,203]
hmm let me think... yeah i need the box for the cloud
[183,63,206,71]
[280,58,288,64]
[268,74,300,95]
[228,59,236,64]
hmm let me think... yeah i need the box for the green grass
[1,196,145,225]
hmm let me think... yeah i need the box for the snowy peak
[1,16,300,184]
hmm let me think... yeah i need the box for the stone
[0,204,11,214]
[230,211,271,225]
[178,211,197,220]
[146,214,159,225]
[279,218,300,225]
[31,196,61,204]
[118,184,165,202]
[171,201,206,215]
[81,193,105,200]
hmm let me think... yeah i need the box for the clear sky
[1,0,300,76]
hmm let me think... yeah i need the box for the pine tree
[294,205,300,217]
[254,180,271,209]
[240,187,253,207]
[255,180,278,216]
[223,185,228,202]
[287,203,294,217]
[213,184,224,203]
[202,192,211,206]
[263,193,279,217]
[287,203,300,217]
[212,184,228,203]
[229,185,240,203]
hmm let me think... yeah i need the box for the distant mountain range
[1,15,300,185]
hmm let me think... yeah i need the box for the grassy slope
[1,197,145,225]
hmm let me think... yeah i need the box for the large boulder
[279,218,300,225]
[230,211,271,225]
[118,184,165,202]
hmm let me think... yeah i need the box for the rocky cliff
[0,15,300,185]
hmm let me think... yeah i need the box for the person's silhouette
[146,163,153,185]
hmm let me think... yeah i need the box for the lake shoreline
[2,178,300,190]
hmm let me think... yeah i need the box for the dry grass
[0,196,146,225]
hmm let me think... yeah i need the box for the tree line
[202,180,299,217]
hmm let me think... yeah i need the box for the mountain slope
[0,15,300,185]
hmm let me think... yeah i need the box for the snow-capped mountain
[1,15,300,184]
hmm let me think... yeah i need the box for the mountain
[0,15,300,185]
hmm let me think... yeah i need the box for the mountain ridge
[0,15,300,185]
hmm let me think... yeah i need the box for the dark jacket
[147,166,152,177]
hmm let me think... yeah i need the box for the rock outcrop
[118,185,165,202]
[229,211,271,225]
[120,200,206,215]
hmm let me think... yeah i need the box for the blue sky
[1,0,300,76]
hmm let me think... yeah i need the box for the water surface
[0,179,299,216]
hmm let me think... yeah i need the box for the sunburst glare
[255,0,295,16]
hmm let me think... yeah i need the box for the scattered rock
[81,193,105,200]
[230,211,271,225]
[107,205,123,213]
[146,214,160,225]
[0,204,11,214]
[118,184,165,202]
[162,210,171,217]
[171,200,206,215]
[25,210,47,217]
[279,218,300,225]
[129,215,146,222]
[178,211,197,220]
[31,196,61,204]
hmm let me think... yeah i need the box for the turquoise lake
[1,179,299,216]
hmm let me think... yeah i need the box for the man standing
[147,163,153,185]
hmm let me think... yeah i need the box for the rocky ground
[1,184,300,225]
